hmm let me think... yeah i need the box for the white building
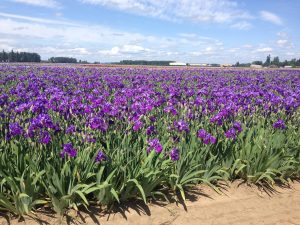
[250,64,263,69]
[189,63,210,67]
[221,64,233,67]
[169,62,187,66]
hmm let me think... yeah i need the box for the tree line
[117,60,175,66]
[0,50,41,62]
[236,55,300,67]
[0,50,85,64]
[48,57,78,63]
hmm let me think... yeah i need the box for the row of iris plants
[0,65,300,218]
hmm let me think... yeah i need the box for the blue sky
[0,0,299,63]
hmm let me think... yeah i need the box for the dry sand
[1,181,300,225]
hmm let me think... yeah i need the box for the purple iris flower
[60,143,77,158]
[66,125,76,134]
[40,131,51,144]
[225,128,237,139]
[30,114,54,130]
[147,138,163,153]
[36,114,54,128]
[0,94,8,106]
[95,150,107,162]
[233,121,243,133]
[82,133,96,143]
[210,114,223,126]
[89,117,108,132]
[9,122,23,137]
[209,135,217,144]
[133,120,143,131]
[203,135,211,145]
[15,103,30,113]
[273,119,286,130]
[146,125,156,135]
[197,129,207,139]
[164,106,178,116]
[170,148,180,161]
[149,116,156,123]
[197,129,217,145]
[174,120,190,133]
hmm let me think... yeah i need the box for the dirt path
[1,181,300,225]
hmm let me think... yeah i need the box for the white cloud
[98,45,150,56]
[228,48,240,53]
[55,12,63,17]
[260,11,283,25]
[0,38,15,50]
[254,47,273,53]
[205,47,213,52]
[15,47,92,56]
[190,46,217,56]
[71,48,91,55]
[230,21,252,30]
[0,15,145,44]
[10,0,60,8]
[121,45,150,54]
[285,52,295,56]
[80,0,251,24]
[242,44,252,48]
[0,13,178,60]
[277,39,288,47]
[98,46,120,56]
[0,12,76,26]
[0,12,297,63]
[277,31,288,38]
[178,33,198,39]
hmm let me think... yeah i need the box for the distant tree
[252,61,263,65]
[235,61,240,67]
[22,52,29,62]
[280,60,288,67]
[210,63,220,67]
[3,51,8,62]
[264,54,271,67]
[0,50,40,62]
[0,50,4,62]
[8,50,14,62]
[272,56,280,66]
[15,52,20,62]
[118,60,175,66]
[48,57,77,63]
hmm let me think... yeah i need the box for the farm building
[169,62,187,66]
[221,64,233,67]
[189,63,211,67]
[250,64,263,68]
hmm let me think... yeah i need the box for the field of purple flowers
[0,65,300,217]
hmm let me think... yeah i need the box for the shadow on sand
[1,179,299,225]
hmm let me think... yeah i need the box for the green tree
[264,54,271,66]
[48,57,77,63]
[0,50,41,62]
[272,56,280,66]
[252,61,263,65]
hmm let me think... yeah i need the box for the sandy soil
[1,181,300,225]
